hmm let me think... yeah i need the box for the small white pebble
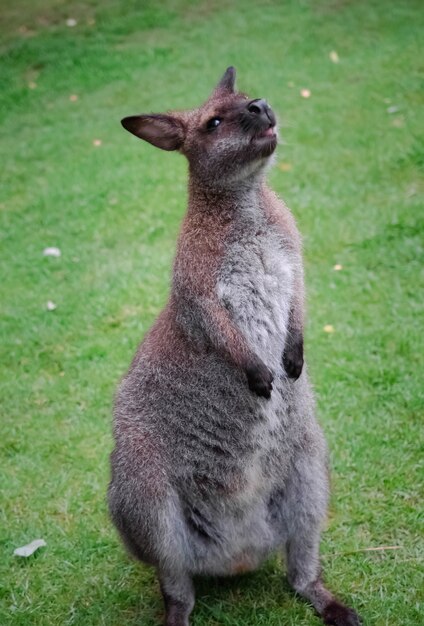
[300,88,311,98]
[43,247,61,257]
[66,18,77,27]
[46,301,57,311]
[329,50,339,63]
[14,539,46,557]
[333,264,343,271]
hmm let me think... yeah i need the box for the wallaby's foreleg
[261,187,305,380]
[198,299,274,397]
[159,570,195,626]
[174,221,273,398]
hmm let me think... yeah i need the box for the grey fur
[109,69,361,626]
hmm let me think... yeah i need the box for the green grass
[1,0,423,624]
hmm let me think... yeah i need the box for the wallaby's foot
[322,600,361,626]
[164,601,191,626]
[160,572,194,626]
[246,361,273,398]
[282,331,304,380]
[291,577,361,626]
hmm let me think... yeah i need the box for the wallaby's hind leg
[159,570,195,626]
[109,461,195,625]
[283,452,361,626]
[286,530,361,625]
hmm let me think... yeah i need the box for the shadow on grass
[68,554,314,626]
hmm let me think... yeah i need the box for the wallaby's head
[122,67,277,186]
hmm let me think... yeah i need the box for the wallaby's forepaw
[322,601,362,626]
[246,362,273,398]
[283,333,304,380]
[283,350,303,380]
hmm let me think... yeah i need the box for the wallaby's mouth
[261,126,277,138]
[252,125,278,145]
[250,123,277,139]
[250,125,278,157]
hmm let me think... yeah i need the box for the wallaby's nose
[247,99,276,126]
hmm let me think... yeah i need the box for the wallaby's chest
[217,222,294,373]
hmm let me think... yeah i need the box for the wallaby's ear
[121,114,185,151]
[214,66,236,95]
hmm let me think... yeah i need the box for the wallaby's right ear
[214,67,236,95]
[121,114,185,151]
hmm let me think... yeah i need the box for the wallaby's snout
[241,98,277,155]
[245,98,276,131]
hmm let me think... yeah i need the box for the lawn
[0,0,423,624]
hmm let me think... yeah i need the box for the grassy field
[1,0,423,624]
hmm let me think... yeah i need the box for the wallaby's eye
[206,117,222,131]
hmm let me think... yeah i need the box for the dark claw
[245,362,273,398]
[283,351,304,380]
[283,332,304,380]
[322,601,362,626]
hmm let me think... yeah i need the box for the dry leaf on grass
[327,545,402,558]
[323,325,334,333]
[278,162,292,172]
[14,539,46,557]
[392,117,404,128]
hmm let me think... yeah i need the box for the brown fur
[109,68,361,626]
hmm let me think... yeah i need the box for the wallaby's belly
[184,480,287,576]
[216,230,294,373]
[165,371,307,577]
[181,233,300,574]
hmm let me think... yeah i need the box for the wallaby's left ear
[121,114,185,151]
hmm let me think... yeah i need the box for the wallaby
[108,67,361,626]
